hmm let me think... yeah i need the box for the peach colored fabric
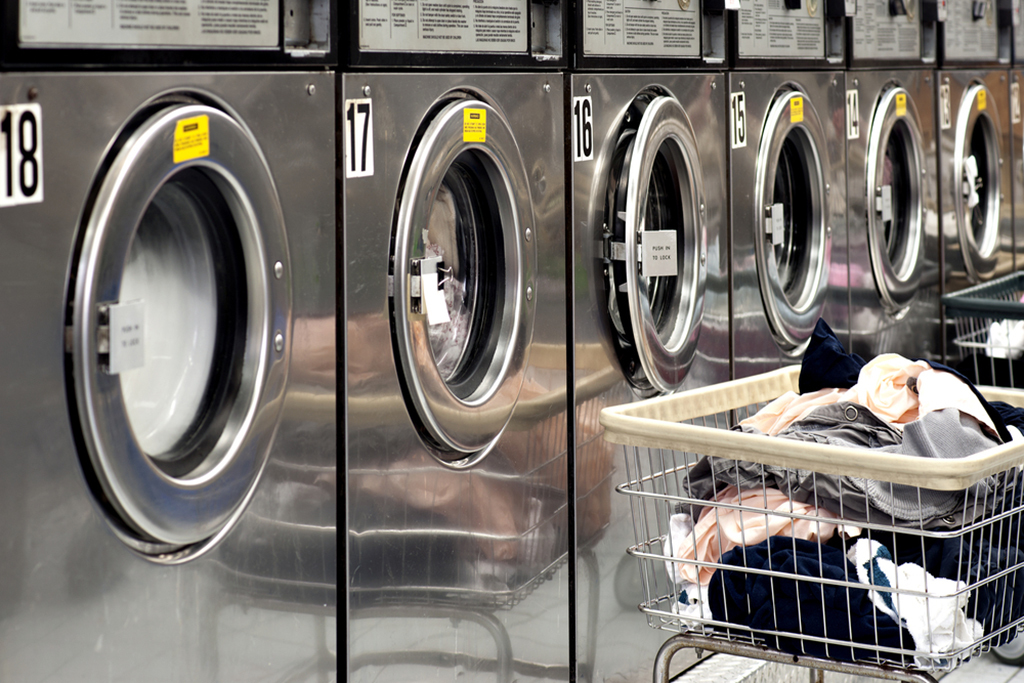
[739,354,999,436]
[671,485,842,586]
[740,388,846,436]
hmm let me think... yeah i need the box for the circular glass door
[390,96,534,463]
[604,92,706,396]
[865,86,925,314]
[754,88,830,354]
[66,102,290,558]
[954,83,1001,282]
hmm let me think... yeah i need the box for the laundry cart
[944,272,1024,388]
[602,365,1024,682]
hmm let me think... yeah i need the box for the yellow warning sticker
[978,89,987,111]
[896,93,907,117]
[173,115,210,164]
[790,96,804,124]
[463,108,486,143]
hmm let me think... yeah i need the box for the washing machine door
[865,86,926,314]
[953,83,1002,282]
[605,94,707,395]
[754,88,831,354]
[67,102,290,557]
[390,97,535,463]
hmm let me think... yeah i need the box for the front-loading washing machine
[0,70,335,681]
[845,0,942,360]
[341,70,568,682]
[568,71,728,681]
[937,0,1015,360]
[730,71,848,378]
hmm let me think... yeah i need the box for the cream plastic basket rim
[600,365,1024,491]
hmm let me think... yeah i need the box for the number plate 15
[0,104,43,208]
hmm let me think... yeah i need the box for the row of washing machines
[0,0,1021,681]
[345,2,1024,683]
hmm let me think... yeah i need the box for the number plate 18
[0,104,43,208]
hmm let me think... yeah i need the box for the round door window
[391,96,534,463]
[604,92,706,396]
[66,101,290,558]
[865,86,925,314]
[754,89,830,354]
[954,83,1002,282]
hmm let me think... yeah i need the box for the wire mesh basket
[602,366,1024,676]
[943,272,1024,387]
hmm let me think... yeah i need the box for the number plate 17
[0,104,43,208]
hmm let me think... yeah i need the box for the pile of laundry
[663,320,1024,667]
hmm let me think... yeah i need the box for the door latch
[875,185,894,223]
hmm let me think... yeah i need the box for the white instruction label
[0,104,43,208]
[422,273,451,326]
[108,300,145,375]
[20,0,276,47]
[345,98,374,179]
[641,230,677,277]
[738,0,825,59]
[846,89,860,140]
[850,0,921,61]
[582,0,700,57]
[770,204,785,245]
[360,0,528,53]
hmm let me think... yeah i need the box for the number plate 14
[0,104,43,208]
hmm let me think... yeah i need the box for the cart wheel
[994,636,1024,665]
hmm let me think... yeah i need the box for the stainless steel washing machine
[568,72,728,681]
[937,68,1014,295]
[0,71,335,681]
[845,0,942,360]
[729,71,847,379]
[342,71,567,683]
[846,70,942,360]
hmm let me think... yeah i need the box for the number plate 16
[0,104,43,208]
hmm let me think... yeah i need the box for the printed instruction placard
[20,0,277,47]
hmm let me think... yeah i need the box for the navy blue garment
[708,537,912,663]
[856,470,1024,646]
[799,319,866,393]
[799,318,1012,442]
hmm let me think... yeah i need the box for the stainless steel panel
[729,71,848,379]
[569,72,728,682]
[342,72,568,682]
[942,0,1003,63]
[0,71,336,681]
[846,70,942,360]
[848,0,922,62]
[1012,70,1024,270]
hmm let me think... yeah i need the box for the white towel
[986,320,1024,360]
[848,539,984,666]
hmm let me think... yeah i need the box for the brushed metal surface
[1012,70,1024,273]
[938,71,1015,299]
[342,72,568,682]
[729,71,848,379]
[846,70,942,360]
[569,72,728,682]
[0,71,336,680]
